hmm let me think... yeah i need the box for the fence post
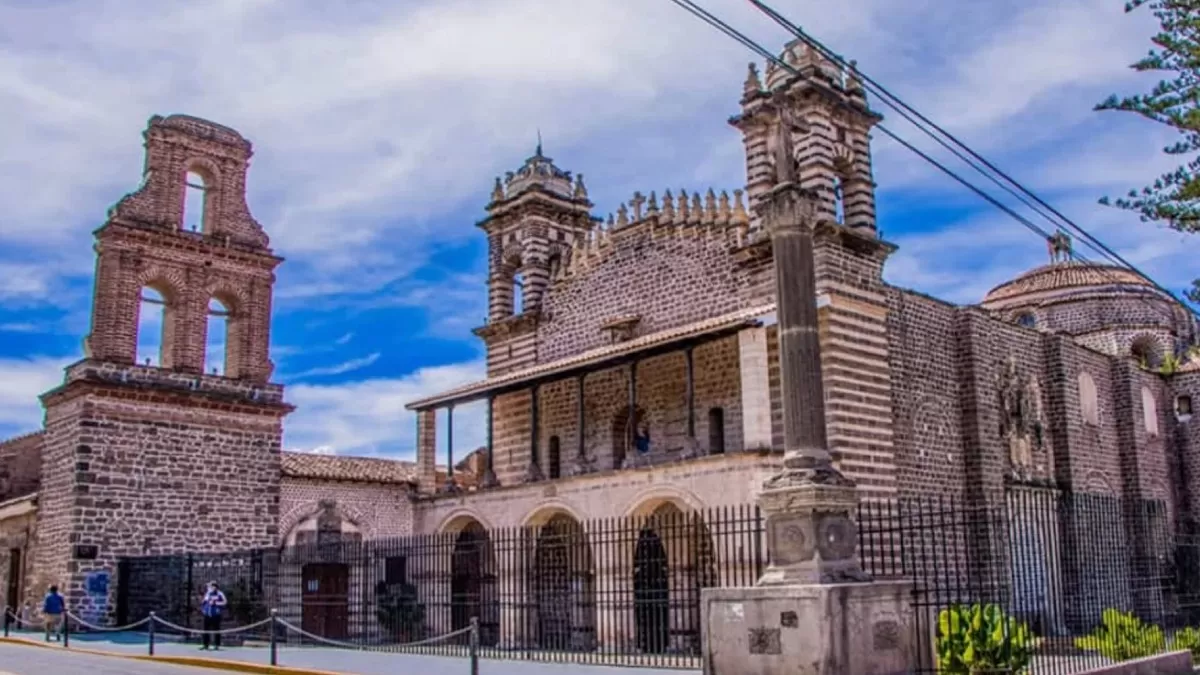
[269,609,278,667]
[469,616,479,675]
[62,612,69,648]
[2,605,8,638]
[148,612,156,655]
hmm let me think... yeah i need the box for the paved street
[0,642,221,674]
[0,635,699,675]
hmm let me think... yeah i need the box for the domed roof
[981,261,1159,308]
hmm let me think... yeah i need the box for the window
[384,556,408,585]
[708,407,726,454]
[205,298,229,376]
[182,171,207,232]
[136,286,169,367]
[832,176,845,224]
[1131,337,1161,369]
[512,273,525,314]
[1078,373,1099,426]
[1016,313,1037,329]
[547,435,561,479]
[1177,395,1194,421]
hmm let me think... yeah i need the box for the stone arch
[530,512,597,652]
[1081,469,1116,495]
[181,156,222,233]
[1078,372,1100,426]
[910,395,954,460]
[203,281,250,378]
[622,486,707,519]
[611,405,647,470]
[628,501,718,655]
[280,499,373,547]
[1130,334,1164,368]
[447,517,499,647]
[521,502,588,529]
[437,509,496,534]
[1013,310,1038,329]
[133,266,187,368]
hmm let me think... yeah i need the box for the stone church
[1,39,1199,639]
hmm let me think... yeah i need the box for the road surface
[0,642,221,674]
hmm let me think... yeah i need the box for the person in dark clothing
[42,585,65,642]
[199,581,227,650]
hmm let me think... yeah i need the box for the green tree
[1097,0,1200,303]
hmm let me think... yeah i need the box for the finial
[676,190,689,224]
[732,189,749,225]
[491,177,504,202]
[617,204,629,228]
[536,129,543,157]
[630,191,646,221]
[744,62,762,98]
[607,213,616,229]
[690,193,703,225]
[718,190,731,226]
[647,191,659,215]
[1047,230,1073,263]
[574,173,588,199]
[704,189,717,224]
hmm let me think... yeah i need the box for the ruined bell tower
[474,142,596,376]
[34,115,293,621]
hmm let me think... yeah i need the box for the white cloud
[289,352,383,380]
[283,359,487,458]
[0,356,70,437]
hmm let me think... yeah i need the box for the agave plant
[935,603,1036,674]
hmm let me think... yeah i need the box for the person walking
[42,585,65,642]
[199,581,227,651]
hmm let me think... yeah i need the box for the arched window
[708,408,726,454]
[547,436,562,479]
[1078,372,1099,426]
[1142,386,1160,437]
[512,273,525,315]
[205,298,230,376]
[1015,312,1037,329]
[832,176,845,224]
[182,171,207,232]
[136,286,170,367]
[1131,336,1161,369]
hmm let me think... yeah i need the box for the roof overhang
[406,304,776,410]
[0,492,38,521]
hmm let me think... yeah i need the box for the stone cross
[630,192,646,221]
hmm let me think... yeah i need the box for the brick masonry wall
[0,432,44,503]
[279,477,415,542]
[489,336,742,486]
[0,506,36,613]
[34,383,284,622]
[1172,371,1200,527]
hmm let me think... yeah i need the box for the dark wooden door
[301,563,349,640]
[5,548,21,611]
[633,528,670,654]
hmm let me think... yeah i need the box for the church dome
[981,261,1161,309]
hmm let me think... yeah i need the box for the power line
[742,0,1198,318]
[664,0,1197,323]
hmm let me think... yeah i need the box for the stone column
[480,396,499,488]
[738,326,772,452]
[416,409,438,494]
[700,103,914,675]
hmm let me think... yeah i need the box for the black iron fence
[110,491,1200,672]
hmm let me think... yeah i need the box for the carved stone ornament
[997,357,1044,478]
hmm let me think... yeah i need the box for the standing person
[199,581,227,651]
[42,585,65,642]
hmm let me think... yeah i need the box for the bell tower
[474,141,596,376]
[35,114,292,623]
[730,40,882,236]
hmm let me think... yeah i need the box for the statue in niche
[997,358,1045,479]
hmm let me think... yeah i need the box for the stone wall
[488,336,742,486]
[1173,370,1200,526]
[0,432,43,503]
[0,497,37,614]
[34,382,285,622]
[279,477,415,543]
[537,222,746,363]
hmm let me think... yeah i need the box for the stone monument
[700,102,916,675]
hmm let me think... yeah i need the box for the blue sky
[1,0,1197,459]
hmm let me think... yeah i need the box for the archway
[451,521,499,646]
[611,406,646,470]
[631,502,719,655]
[532,513,596,651]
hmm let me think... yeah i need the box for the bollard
[62,613,69,648]
[148,612,156,656]
[269,609,278,667]
[3,605,9,638]
[468,616,480,675]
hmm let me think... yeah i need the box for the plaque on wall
[73,544,99,560]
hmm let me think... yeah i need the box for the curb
[0,636,346,675]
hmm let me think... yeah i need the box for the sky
[1,0,1197,460]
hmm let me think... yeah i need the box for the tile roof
[405,304,776,410]
[982,262,1157,306]
[280,452,418,485]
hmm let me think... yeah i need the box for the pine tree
[1098,0,1200,303]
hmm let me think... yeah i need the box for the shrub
[375,581,425,641]
[935,603,1036,674]
[1170,626,1200,664]
[1074,609,1166,662]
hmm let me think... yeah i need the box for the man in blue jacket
[199,581,227,651]
[42,585,64,642]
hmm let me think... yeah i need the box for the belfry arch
[531,512,597,652]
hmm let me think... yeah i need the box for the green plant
[375,581,425,640]
[935,603,1036,674]
[1074,608,1166,662]
[1170,626,1200,664]
[1159,351,1182,375]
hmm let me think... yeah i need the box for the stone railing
[63,359,286,405]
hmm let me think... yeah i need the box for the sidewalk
[0,632,699,675]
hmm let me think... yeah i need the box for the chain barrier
[3,604,482,673]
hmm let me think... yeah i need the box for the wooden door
[5,548,21,610]
[301,563,349,640]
